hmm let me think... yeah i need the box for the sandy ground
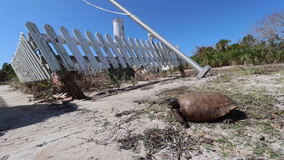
[0,66,283,160]
[0,76,210,160]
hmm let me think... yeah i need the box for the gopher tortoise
[166,92,238,126]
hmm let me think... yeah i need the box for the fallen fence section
[12,21,180,84]
[11,33,50,83]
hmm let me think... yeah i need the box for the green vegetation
[191,10,284,68]
[191,34,284,68]
[0,62,16,84]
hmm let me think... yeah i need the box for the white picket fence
[11,21,180,83]
[11,33,51,83]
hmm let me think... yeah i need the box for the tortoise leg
[222,118,234,124]
[221,110,236,123]
[172,109,190,128]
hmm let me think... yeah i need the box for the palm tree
[202,47,216,65]
[240,34,256,48]
[215,39,231,52]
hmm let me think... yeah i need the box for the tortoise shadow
[226,109,247,121]
[0,98,78,137]
[191,109,247,124]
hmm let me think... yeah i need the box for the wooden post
[56,64,86,99]
[178,65,186,77]
[176,45,186,77]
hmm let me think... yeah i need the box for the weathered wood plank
[17,45,33,81]
[114,35,133,67]
[11,56,25,83]
[135,39,152,67]
[162,44,179,66]
[129,37,146,67]
[16,61,29,83]
[59,26,89,71]
[57,64,86,99]
[146,40,162,67]
[158,42,170,65]
[11,61,24,83]
[154,42,167,66]
[160,43,172,64]
[14,46,32,82]
[17,48,34,81]
[44,24,76,71]
[153,42,168,67]
[26,21,61,71]
[121,36,141,67]
[12,48,26,82]
[96,32,119,68]
[85,31,110,69]
[140,39,157,66]
[163,42,178,66]
[73,28,100,72]
[105,34,127,68]
[20,33,51,79]
[20,39,48,81]
[18,42,42,81]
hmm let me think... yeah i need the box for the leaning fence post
[56,64,86,99]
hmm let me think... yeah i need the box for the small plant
[270,151,283,159]
[220,146,228,157]
[240,66,256,75]
[252,144,265,156]
[107,71,121,88]
[204,144,214,150]
[72,71,110,92]
[214,137,234,149]
[130,77,136,86]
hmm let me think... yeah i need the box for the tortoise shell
[177,92,237,122]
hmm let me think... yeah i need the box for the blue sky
[0,0,283,67]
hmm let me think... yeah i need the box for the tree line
[191,10,284,68]
[0,63,16,84]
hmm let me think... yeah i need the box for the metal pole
[108,0,211,78]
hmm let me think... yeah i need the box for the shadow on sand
[92,77,179,100]
[0,96,78,137]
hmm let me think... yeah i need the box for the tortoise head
[165,98,180,109]
[165,98,189,128]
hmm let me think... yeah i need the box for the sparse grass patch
[124,109,148,123]
[124,102,170,123]
[214,137,234,149]
[260,123,281,136]
[210,74,232,83]
[159,86,190,98]
[252,143,266,156]
[270,151,283,159]
[9,79,59,103]
[117,134,142,152]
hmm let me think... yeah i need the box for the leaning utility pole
[108,0,211,78]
